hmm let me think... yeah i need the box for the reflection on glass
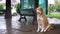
[21,0,34,9]
[0,0,6,10]
[0,0,6,15]
[6,19,12,34]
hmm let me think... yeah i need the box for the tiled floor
[0,16,60,34]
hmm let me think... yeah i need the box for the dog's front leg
[40,28,44,32]
[36,22,41,32]
[40,26,45,32]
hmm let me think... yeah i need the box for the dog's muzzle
[37,12,40,15]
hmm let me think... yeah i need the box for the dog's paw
[36,29,40,32]
[44,30,46,32]
[40,30,44,32]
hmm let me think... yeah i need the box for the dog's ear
[40,8,43,12]
[39,8,43,13]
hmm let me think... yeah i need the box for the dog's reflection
[6,19,12,34]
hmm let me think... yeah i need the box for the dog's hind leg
[44,25,50,32]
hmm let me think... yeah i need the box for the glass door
[20,0,34,9]
[20,0,35,16]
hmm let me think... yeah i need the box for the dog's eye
[37,8,39,10]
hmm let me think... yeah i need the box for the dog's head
[36,7,43,15]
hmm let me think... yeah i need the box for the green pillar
[39,0,47,14]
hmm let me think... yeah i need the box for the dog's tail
[44,24,52,32]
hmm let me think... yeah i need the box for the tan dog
[36,7,52,32]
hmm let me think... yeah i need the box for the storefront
[5,0,48,19]
[19,0,47,21]
[20,0,47,15]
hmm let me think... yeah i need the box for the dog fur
[36,7,52,32]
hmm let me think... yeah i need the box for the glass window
[0,0,6,15]
[21,0,34,9]
[0,0,6,10]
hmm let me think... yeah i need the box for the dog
[36,7,52,32]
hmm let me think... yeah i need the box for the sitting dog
[36,7,52,32]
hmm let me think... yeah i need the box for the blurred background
[0,0,60,17]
